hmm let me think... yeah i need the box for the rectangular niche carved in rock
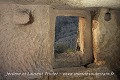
[54,16,82,68]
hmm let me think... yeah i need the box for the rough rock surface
[54,52,82,68]
[0,0,120,9]
[13,9,30,25]
[0,1,120,80]
[92,8,120,77]
[0,4,53,80]
[37,66,118,80]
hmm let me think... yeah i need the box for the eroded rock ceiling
[0,0,120,9]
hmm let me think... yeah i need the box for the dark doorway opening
[54,16,81,68]
[54,16,79,54]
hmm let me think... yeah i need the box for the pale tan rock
[92,8,120,77]
[0,1,120,80]
[13,10,30,25]
[0,4,53,80]
[38,66,118,80]
[0,0,120,9]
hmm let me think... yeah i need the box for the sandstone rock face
[54,53,82,68]
[92,8,120,77]
[0,0,120,9]
[0,3,120,80]
[0,4,53,79]
[13,9,30,25]
[49,9,93,66]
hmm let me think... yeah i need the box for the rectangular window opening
[54,16,81,68]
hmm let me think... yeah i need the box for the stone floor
[30,52,119,80]
[54,52,82,68]
[36,65,118,80]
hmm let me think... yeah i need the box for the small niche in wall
[13,9,34,25]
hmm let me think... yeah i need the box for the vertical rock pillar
[78,15,94,65]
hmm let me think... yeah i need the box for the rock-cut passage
[54,16,83,68]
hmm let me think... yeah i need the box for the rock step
[54,53,82,68]
[34,66,118,80]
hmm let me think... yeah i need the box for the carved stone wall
[0,4,53,79]
[92,8,120,76]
